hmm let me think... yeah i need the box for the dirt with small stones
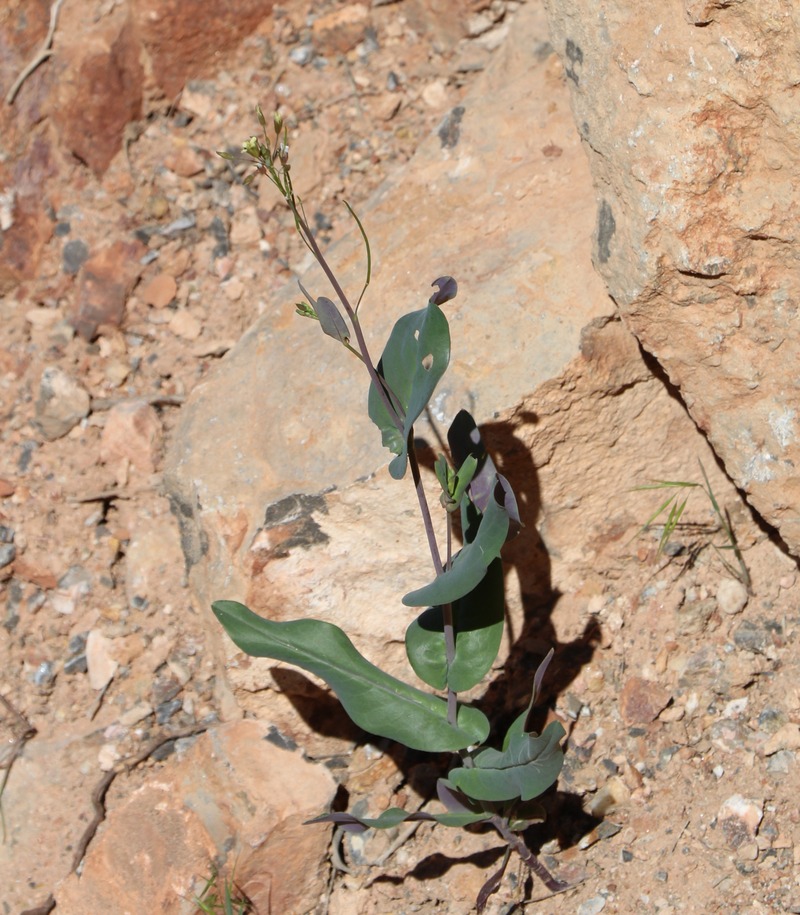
[2,1,800,913]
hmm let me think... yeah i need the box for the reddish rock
[164,144,205,178]
[100,400,163,473]
[0,479,15,498]
[134,0,276,99]
[54,721,335,914]
[619,677,672,727]
[139,272,177,308]
[50,9,143,176]
[11,556,58,590]
[311,3,370,55]
[71,239,146,340]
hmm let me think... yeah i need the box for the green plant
[634,459,751,591]
[214,108,567,911]
[193,864,252,915]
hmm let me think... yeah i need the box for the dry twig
[5,0,66,105]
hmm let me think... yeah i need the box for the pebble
[168,309,202,341]
[62,238,89,275]
[34,367,91,441]
[140,273,178,308]
[733,620,772,655]
[33,660,55,688]
[763,723,800,756]
[289,45,314,66]
[718,795,763,849]
[156,697,183,724]
[716,578,749,615]
[619,676,672,726]
[100,400,163,473]
[766,750,794,775]
[86,629,119,690]
[588,776,630,817]
[577,895,607,915]
[0,543,16,570]
[0,479,15,498]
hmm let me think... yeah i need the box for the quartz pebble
[716,578,749,615]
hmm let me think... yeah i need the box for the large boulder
[163,0,613,690]
[543,0,800,556]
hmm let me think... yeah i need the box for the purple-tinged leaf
[316,296,350,344]
[306,805,490,832]
[476,848,511,914]
[430,276,458,306]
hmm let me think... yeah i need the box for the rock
[124,514,186,609]
[167,309,202,341]
[50,8,143,176]
[311,3,370,55]
[718,795,763,850]
[164,144,204,178]
[100,400,163,473]
[62,239,90,275]
[732,620,773,656]
[543,0,800,558]
[763,724,800,757]
[164,1,612,670]
[716,578,749,616]
[0,479,15,498]
[34,367,91,441]
[588,776,630,817]
[619,676,672,727]
[85,630,119,691]
[54,720,336,914]
[0,544,16,570]
[139,273,177,308]
[72,239,147,340]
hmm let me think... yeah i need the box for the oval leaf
[447,721,566,802]
[367,299,451,480]
[212,600,488,753]
[316,295,350,344]
[405,558,505,692]
[307,805,489,833]
[402,489,510,607]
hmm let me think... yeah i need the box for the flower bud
[273,111,284,135]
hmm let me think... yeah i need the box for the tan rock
[54,720,336,914]
[168,309,202,340]
[139,272,178,308]
[164,144,205,177]
[544,0,800,557]
[34,367,91,441]
[100,400,163,473]
[85,630,119,691]
[311,3,370,55]
[125,514,185,609]
[763,723,800,757]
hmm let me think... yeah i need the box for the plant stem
[489,816,568,893]
[294,212,404,435]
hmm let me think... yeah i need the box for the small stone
[733,620,772,655]
[718,795,763,849]
[588,776,630,817]
[164,145,204,177]
[119,703,154,727]
[311,4,368,54]
[229,209,262,247]
[34,367,91,441]
[619,676,672,726]
[63,239,89,275]
[0,479,15,498]
[86,630,118,690]
[716,578,749,615]
[72,239,146,340]
[168,309,202,341]
[33,660,55,688]
[766,750,794,774]
[421,79,448,109]
[156,697,183,724]
[100,401,163,473]
[763,723,800,756]
[222,276,244,301]
[0,543,16,570]
[289,45,314,66]
[98,743,121,771]
[577,894,607,915]
[140,273,178,308]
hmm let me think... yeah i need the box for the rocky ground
[1,0,799,913]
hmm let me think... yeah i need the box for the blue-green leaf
[402,485,510,607]
[367,297,451,480]
[447,721,566,802]
[212,600,488,752]
[405,558,505,692]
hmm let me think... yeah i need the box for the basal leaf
[367,297,451,480]
[212,600,488,752]
[447,721,565,802]
[402,487,510,607]
[405,558,505,692]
